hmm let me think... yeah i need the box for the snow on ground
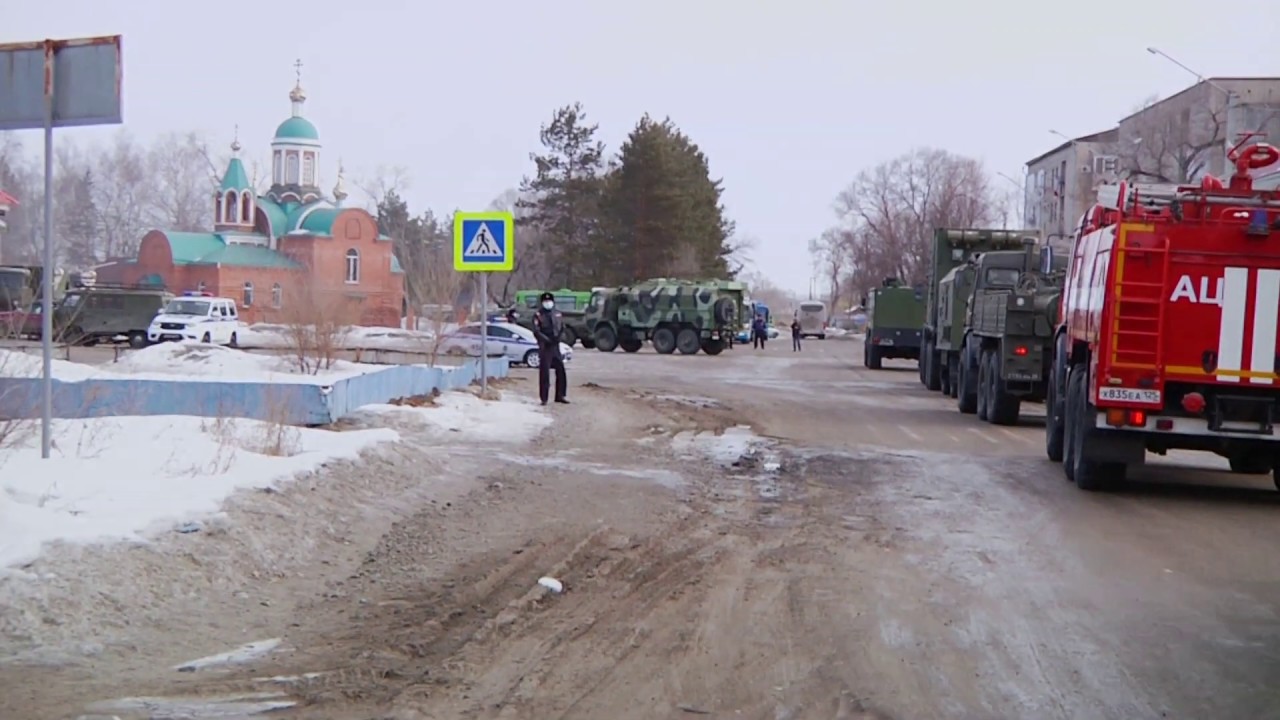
[671,425,760,466]
[236,323,454,351]
[106,343,395,384]
[0,348,107,381]
[358,390,552,444]
[173,637,282,671]
[0,415,397,569]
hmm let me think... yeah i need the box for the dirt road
[4,337,1280,719]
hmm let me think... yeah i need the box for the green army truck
[862,278,925,370]
[585,278,741,355]
[954,244,1067,424]
[921,227,1042,393]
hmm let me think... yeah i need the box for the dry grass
[388,389,441,408]
[278,284,359,375]
[0,349,37,456]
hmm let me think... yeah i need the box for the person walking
[505,306,520,325]
[752,314,767,349]
[791,317,802,352]
[531,291,569,405]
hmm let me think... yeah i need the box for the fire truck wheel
[987,350,1022,426]
[956,340,978,414]
[1227,455,1272,475]
[1045,339,1067,463]
[1067,366,1126,491]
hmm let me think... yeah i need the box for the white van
[796,300,828,339]
[147,293,241,346]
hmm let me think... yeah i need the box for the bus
[796,300,828,339]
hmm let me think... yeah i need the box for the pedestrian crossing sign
[454,211,515,272]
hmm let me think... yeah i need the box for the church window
[223,191,237,223]
[214,193,222,221]
[273,151,283,184]
[345,249,360,284]
[272,283,283,308]
[240,192,253,223]
[303,153,315,186]
[286,153,300,184]
[243,281,254,307]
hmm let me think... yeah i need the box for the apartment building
[1022,129,1119,251]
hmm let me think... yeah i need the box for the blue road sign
[454,211,515,272]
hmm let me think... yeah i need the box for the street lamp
[1146,47,1235,99]
[1049,129,1072,143]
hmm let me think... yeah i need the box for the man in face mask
[531,291,569,405]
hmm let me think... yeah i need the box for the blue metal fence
[0,357,510,426]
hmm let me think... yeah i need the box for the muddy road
[4,337,1280,719]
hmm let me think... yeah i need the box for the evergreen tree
[59,169,101,266]
[601,115,736,283]
[518,103,607,288]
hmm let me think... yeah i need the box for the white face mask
[541,301,554,310]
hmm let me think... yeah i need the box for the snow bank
[237,323,450,351]
[0,348,108,382]
[0,415,397,568]
[359,390,552,443]
[671,425,760,465]
[106,342,392,384]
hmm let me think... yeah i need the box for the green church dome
[274,116,319,141]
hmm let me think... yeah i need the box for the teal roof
[220,158,251,192]
[162,232,301,269]
[255,199,286,238]
[391,255,404,274]
[274,116,319,141]
[299,208,341,235]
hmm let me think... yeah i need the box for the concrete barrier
[0,357,509,426]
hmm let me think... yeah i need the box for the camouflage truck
[954,244,1067,424]
[585,279,741,355]
[922,228,1042,393]
[862,278,926,370]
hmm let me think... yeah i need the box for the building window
[223,191,237,223]
[345,249,360,284]
[273,151,282,184]
[243,281,254,307]
[272,283,282,308]
[286,153,299,184]
[240,191,253,223]
[302,153,315,186]
[196,281,206,293]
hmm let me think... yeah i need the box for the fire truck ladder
[1109,232,1171,371]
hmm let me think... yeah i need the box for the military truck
[53,284,173,347]
[921,228,1042,393]
[862,278,925,370]
[585,279,741,355]
[954,244,1067,424]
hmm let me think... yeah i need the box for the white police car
[438,321,572,367]
[147,292,241,346]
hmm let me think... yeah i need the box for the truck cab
[863,278,926,370]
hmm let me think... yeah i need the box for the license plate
[878,338,894,346]
[1007,372,1039,381]
[1097,387,1161,404]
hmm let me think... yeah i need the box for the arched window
[240,192,253,223]
[223,191,237,223]
[214,193,223,222]
[272,151,283,184]
[243,281,254,307]
[302,153,315,186]
[286,153,299,184]
[271,283,282,308]
[345,249,360,283]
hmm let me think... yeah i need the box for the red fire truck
[1044,139,1280,491]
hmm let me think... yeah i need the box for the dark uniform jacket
[532,308,564,354]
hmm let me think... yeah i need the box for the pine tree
[518,103,607,288]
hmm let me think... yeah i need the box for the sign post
[452,211,515,394]
[0,35,123,459]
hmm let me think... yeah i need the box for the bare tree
[1116,97,1227,183]
[485,188,551,305]
[92,130,151,259]
[832,147,1001,295]
[412,254,467,365]
[145,132,217,231]
[739,269,800,315]
[278,282,356,375]
[354,164,412,213]
[808,227,850,309]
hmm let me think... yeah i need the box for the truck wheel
[1228,455,1272,474]
[675,327,701,355]
[620,337,643,353]
[560,327,576,347]
[866,342,883,370]
[652,326,677,355]
[926,343,942,392]
[947,358,959,399]
[700,339,726,355]
[1045,337,1067,462]
[976,349,991,421]
[939,355,952,395]
[987,351,1022,426]
[956,341,978,414]
[593,325,618,352]
[127,331,148,349]
[1067,365,1126,491]
[918,343,928,385]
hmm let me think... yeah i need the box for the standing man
[752,314,767,349]
[791,317,802,352]
[531,291,569,405]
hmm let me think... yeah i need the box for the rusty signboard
[0,35,123,130]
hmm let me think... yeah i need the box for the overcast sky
[4,0,1278,294]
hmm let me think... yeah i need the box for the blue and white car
[437,321,573,368]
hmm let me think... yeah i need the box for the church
[98,70,406,327]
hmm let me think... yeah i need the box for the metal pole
[479,272,488,394]
[40,59,55,460]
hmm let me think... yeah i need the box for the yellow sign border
[453,211,515,272]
